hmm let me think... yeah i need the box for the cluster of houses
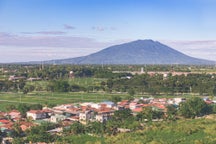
[0,96,213,143]
[0,110,34,134]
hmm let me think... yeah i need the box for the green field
[26,78,107,90]
[0,91,128,111]
[105,118,216,144]
[0,91,201,112]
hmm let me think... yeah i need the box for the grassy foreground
[49,118,216,144]
[105,118,216,144]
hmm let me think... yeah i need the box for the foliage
[128,88,135,96]
[23,85,35,94]
[109,95,122,104]
[105,119,216,144]
[178,97,211,118]
[64,122,86,135]
[56,134,101,144]
[25,122,57,143]
[86,121,104,135]
[29,104,43,110]
[51,80,70,92]
[17,103,30,117]
[166,104,177,120]
[10,122,23,138]
[136,107,164,122]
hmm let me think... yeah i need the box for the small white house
[26,110,47,120]
[50,114,67,123]
[95,111,113,123]
[79,110,95,121]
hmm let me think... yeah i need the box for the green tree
[166,105,177,120]
[53,80,70,92]
[68,122,85,135]
[10,122,23,138]
[110,95,122,104]
[106,79,113,93]
[86,121,104,135]
[23,85,35,94]
[128,88,135,96]
[29,104,43,110]
[113,109,133,122]
[26,122,57,143]
[213,85,216,96]
[5,104,16,111]
[178,97,211,118]
[17,103,30,117]
[105,119,119,135]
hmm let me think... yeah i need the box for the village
[1,95,214,143]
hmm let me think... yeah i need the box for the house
[0,119,14,135]
[95,110,113,123]
[117,100,129,107]
[0,112,6,118]
[101,101,115,108]
[65,107,81,116]
[129,102,138,110]
[26,110,47,120]
[50,114,67,123]
[8,110,21,120]
[151,104,166,112]
[173,98,186,105]
[79,110,95,122]
[53,104,74,111]
[8,75,26,81]
[20,121,35,131]
[132,107,143,113]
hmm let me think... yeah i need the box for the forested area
[108,73,216,96]
[1,64,216,96]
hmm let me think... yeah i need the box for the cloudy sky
[0,0,216,63]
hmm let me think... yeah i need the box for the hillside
[44,40,215,65]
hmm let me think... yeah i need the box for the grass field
[0,91,128,111]
[105,118,216,144]
[0,91,200,112]
[26,78,107,90]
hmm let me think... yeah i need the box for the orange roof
[41,109,53,113]
[9,110,20,113]
[0,119,10,124]
[0,122,13,129]
[132,107,143,113]
[27,110,44,114]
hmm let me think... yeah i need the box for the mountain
[46,39,214,65]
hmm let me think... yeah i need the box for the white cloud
[92,26,117,31]
[0,32,113,48]
[161,40,216,61]
[0,32,129,62]
[22,31,67,35]
[64,24,75,30]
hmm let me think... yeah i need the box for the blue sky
[0,0,216,62]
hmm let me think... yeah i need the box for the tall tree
[178,97,211,118]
